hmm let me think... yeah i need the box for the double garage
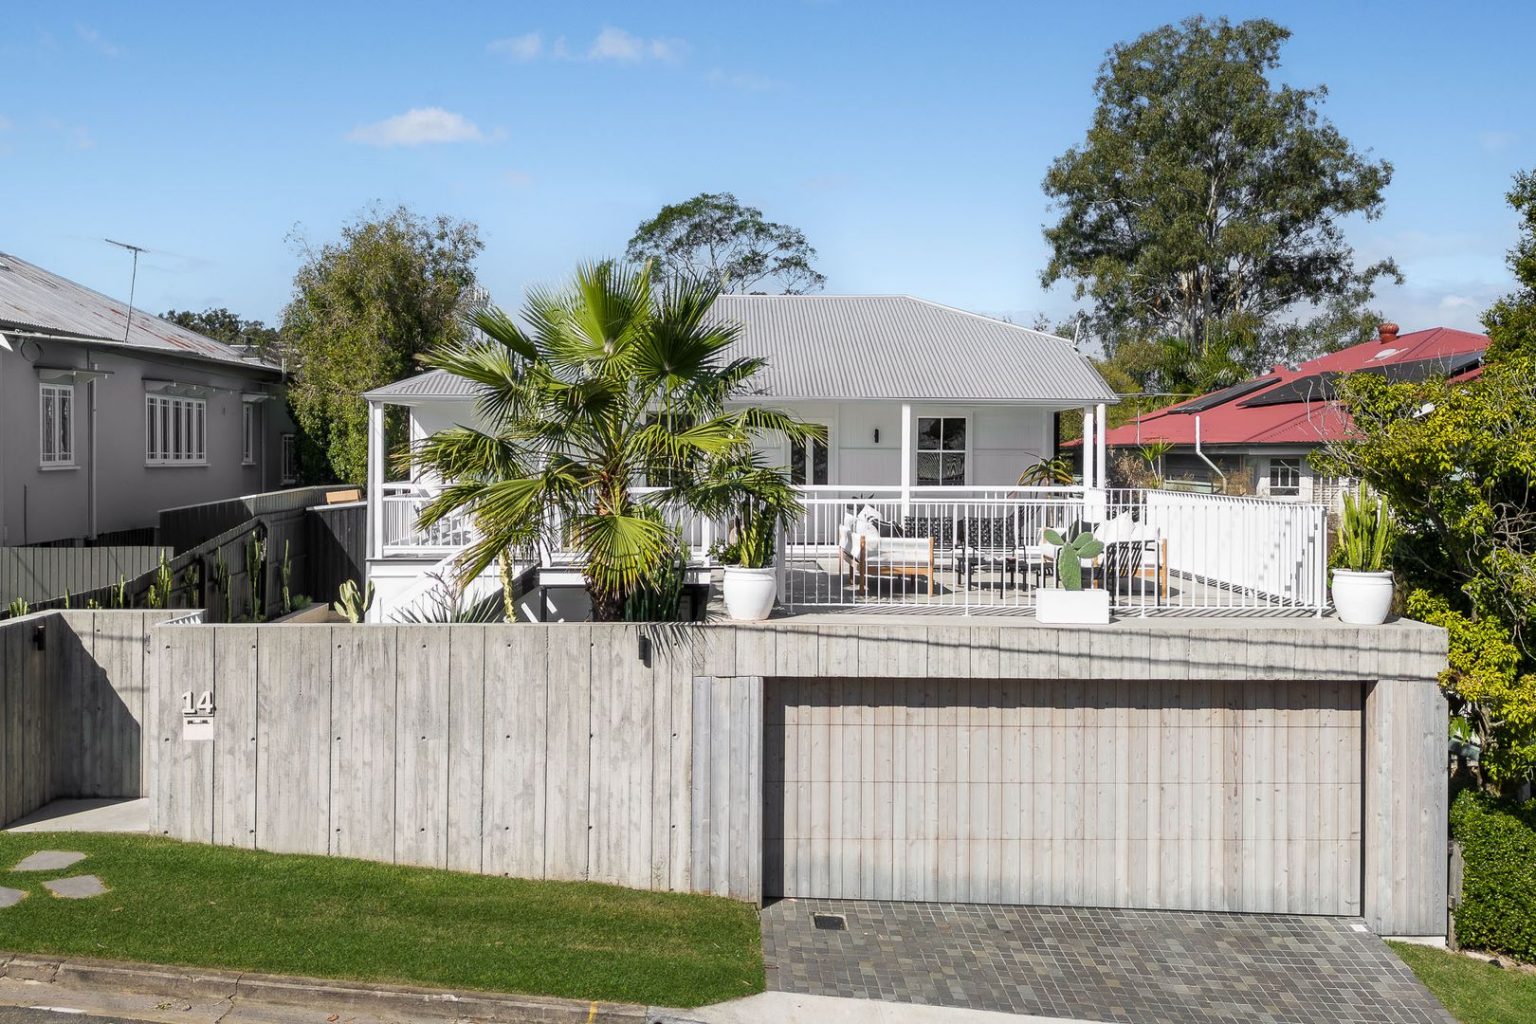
[764,676,1364,917]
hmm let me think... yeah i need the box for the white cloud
[1479,130,1517,153]
[587,26,685,62]
[706,68,777,92]
[75,22,122,57]
[346,107,486,147]
[503,169,534,187]
[489,31,542,61]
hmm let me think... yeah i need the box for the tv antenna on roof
[105,238,148,344]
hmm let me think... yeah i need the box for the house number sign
[182,689,215,742]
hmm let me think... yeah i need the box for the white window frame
[280,433,298,484]
[914,414,969,487]
[789,424,832,486]
[39,382,75,469]
[241,403,257,465]
[145,393,207,466]
[1267,457,1302,497]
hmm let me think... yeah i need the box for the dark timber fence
[158,485,354,553]
[305,501,367,609]
[2,546,171,606]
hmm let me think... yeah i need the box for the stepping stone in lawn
[12,851,87,872]
[43,875,108,899]
[0,887,25,908]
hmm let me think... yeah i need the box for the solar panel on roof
[1239,374,1338,407]
[1237,352,1485,408]
[1171,376,1279,413]
[1378,351,1483,383]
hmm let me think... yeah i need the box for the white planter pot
[1332,569,1394,625]
[1035,587,1111,625]
[722,566,778,621]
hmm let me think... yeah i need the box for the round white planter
[722,566,778,621]
[1332,569,1394,625]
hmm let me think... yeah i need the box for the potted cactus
[1035,526,1110,624]
[1332,483,1395,625]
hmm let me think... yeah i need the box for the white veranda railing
[780,486,1328,615]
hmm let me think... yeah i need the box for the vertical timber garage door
[764,678,1362,915]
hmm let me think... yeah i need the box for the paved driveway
[761,900,1454,1024]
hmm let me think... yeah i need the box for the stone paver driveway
[761,900,1454,1024]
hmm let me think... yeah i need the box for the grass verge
[1390,942,1536,1024]
[0,832,763,1008]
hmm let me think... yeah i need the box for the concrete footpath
[0,953,1095,1024]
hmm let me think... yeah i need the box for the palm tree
[413,261,818,621]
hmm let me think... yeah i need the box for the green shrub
[1451,789,1536,961]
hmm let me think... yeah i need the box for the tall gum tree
[1041,17,1398,374]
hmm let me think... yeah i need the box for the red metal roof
[1102,326,1489,449]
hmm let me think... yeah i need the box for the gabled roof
[1102,326,1489,449]
[0,251,281,374]
[366,294,1116,405]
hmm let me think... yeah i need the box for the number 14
[181,690,215,716]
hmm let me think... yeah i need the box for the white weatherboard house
[362,295,1118,614]
[363,294,1331,621]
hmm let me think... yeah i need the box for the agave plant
[415,261,819,621]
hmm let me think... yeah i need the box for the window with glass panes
[39,383,74,467]
[915,416,966,485]
[789,426,829,485]
[281,434,298,483]
[1268,457,1301,496]
[242,403,257,464]
[146,394,207,465]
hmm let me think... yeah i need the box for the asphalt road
[0,1009,164,1024]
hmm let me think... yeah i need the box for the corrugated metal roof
[0,251,281,373]
[1099,326,1490,449]
[711,295,1114,402]
[364,368,473,401]
[365,295,1116,404]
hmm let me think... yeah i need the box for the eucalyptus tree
[414,261,817,621]
[1041,16,1397,372]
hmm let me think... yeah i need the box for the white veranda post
[366,400,386,561]
[899,402,913,515]
[1081,406,1095,489]
[1096,402,1108,489]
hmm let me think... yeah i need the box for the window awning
[36,366,112,385]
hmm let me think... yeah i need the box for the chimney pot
[1378,322,1399,344]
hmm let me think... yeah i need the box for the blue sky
[3,1,1534,339]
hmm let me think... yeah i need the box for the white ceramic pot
[1332,569,1394,625]
[1035,587,1111,625]
[723,566,778,621]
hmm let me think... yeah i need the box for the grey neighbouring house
[0,251,295,547]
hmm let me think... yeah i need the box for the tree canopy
[417,262,816,620]
[1319,356,1536,783]
[1484,170,1536,362]
[625,192,826,294]
[162,307,283,363]
[280,206,482,484]
[1041,16,1397,382]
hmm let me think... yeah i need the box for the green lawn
[0,832,763,1008]
[1391,942,1536,1024]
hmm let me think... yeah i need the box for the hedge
[1450,789,1536,961]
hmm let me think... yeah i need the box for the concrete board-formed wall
[148,622,754,897]
[146,618,1448,935]
[1,611,167,826]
